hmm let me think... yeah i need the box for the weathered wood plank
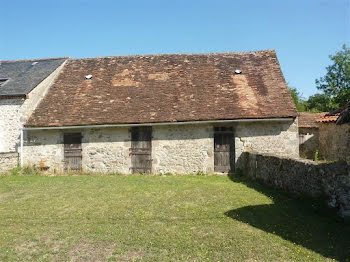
[64,133,82,171]
[214,128,234,173]
[131,127,152,173]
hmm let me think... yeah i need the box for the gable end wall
[0,62,65,170]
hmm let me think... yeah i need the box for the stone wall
[299,127,320,160]
[22,130,65,172]
[24,125,213,174]
[152,125,213,174]
[319,123,350,164]
[0,99,24,153]
[0,152,18,171]
[23,119,298,174]
[234,118,299,165]
[83,128,131,174]
[0,61,65,154]
[23,128,132,173]
[241,152,350,217]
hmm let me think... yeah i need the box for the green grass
[0,173,349,261]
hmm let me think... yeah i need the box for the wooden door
[130,127,152,173]
[64,133,82,171]
[214,127,234,173]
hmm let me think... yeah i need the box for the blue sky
[0,0,349,98]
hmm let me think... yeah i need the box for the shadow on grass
[225,174,350,262]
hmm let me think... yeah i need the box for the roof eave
[24,117,296,130]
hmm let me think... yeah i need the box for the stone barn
[318,102,350,164]
[0,58,66,170]
[298,112,326,159]
[22,50,299,174]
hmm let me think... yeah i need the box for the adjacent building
[22,50,299,174]
[0,58,66,170]
[318,102,350,164]
[298,112,326,159]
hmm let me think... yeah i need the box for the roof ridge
[68,49,276,61]
[298,112,327,115]
[0,57,69,63]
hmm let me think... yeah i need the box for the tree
[316,44,350,106]
[289,87,307,112]
[306,93,338,112]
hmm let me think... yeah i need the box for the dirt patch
[115,248,151,262]
[0,192,11,202]
[1,190,32,203]
[15,233,66,260]
[15,241,40,256]
[68,239,154,262]
[68,239,117,262]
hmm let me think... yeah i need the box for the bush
[314,149,319,162]
[20,166,38,176]
[9,167,21,176]
[196,170,206,176]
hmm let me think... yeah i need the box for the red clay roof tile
[317,115,340,123]
[317,102,350,124]
[298,112,327,128]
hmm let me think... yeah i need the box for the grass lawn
[0,173,349,261]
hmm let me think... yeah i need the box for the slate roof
[298,112,327,128]
[318,102,350,125]
[0,58,66,97]
[26,50,297,127]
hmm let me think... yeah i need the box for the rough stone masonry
[0,152,18,172]
[23,119,299,174]
[241,151,350,217]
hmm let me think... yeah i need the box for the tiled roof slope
[317,115,339,123]
[318,102,350,124]
[298,112,327,128]
[0,58,66,97]
[26,50,297,127]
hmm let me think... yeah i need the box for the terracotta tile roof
[317,102,350,124]
[317,115,340,123]
[26,50,297,127]
[298,112,327,128]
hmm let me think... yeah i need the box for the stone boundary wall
[0,152,19,171]
[240,152,350,217]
